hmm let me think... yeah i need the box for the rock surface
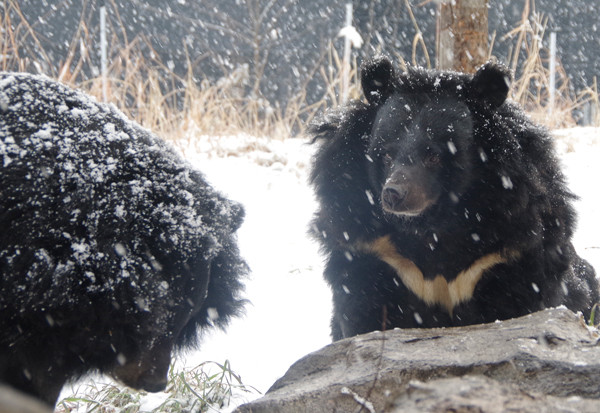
[0,385,52,413]
[389,375,600,413]
[235,307,600,412]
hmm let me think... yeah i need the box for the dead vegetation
[501,7,599,128]
[1,0,597,142]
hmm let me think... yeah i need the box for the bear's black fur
[309,56,599,341]
[0,73,247,405]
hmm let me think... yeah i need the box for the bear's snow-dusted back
[309,56,599,341]
[0,73,247,405]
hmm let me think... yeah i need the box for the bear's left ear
[469,61,512,108]
[361,55,396,105]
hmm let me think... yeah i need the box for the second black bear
[309,56,599,341]
[0,73,247,405]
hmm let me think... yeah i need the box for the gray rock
[0,385,52,413]
[389,375,600,413]
[235,307,600,412]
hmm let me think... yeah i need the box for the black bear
[309,56,599,341]
[0,73,247,406]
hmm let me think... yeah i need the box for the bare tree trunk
[437,0,489,73]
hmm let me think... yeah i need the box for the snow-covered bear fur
[309,56,599,341]
[0,73,247,405]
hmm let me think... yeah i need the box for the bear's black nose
[138,375,168,393]
[382,185,406,211]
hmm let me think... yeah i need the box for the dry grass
[1,0,598,143]
[0,0,337,141]
[55,361,259,413]
[501,11,599,128]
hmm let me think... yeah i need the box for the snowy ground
[60,127,600,411]
[175,135,332,407]
[554,127,600,270]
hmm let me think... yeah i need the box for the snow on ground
[174,135,332,408]
[554,127,600,272]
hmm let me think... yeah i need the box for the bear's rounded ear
[361,55,396,105]
[470,61,512,108]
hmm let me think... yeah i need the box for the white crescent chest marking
[358,235,519,315]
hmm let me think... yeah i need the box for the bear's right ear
[361,55,396,105]
[470,61,512,108]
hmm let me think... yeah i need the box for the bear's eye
[383,153,394,166]
[424,154,441,167]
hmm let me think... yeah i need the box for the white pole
[341,3,352,104]
[548,32,556,116]
[100,0,108,102]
